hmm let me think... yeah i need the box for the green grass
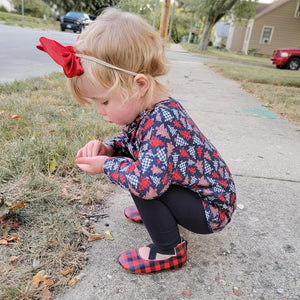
[182,43,271,67]
[0,73,120,299]
[0,11,60,30]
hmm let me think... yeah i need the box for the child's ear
[134,74,150,97]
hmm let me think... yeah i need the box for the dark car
[60,12,92,33]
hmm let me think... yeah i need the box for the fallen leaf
[233,287,243,296]
[49,130,55,133]
[8,114,21,119]
[67,278,77,286]
[184,289,192,296]
[49,160,57,174]
[42,287,52,300]
[33,271,54,288]
[9,256,18,262]
[61,268,73,276]
[105,230,113,240]
[48,240,59,247]
[0,218,21,229]
[42,279,54,287]
[81,227,104,242]
[33,275,45,288]
[88,233,104,242]
[7,234,19,242]
[0,234,19,245]
[7,200,25,210]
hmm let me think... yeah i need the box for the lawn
[0,11,60,31]
[0,73,120,299]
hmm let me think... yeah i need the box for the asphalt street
[0,24,78,82]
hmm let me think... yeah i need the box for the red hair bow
[36,37,84,78]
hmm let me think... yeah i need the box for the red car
[271,48,300,70]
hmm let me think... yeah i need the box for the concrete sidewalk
[56,45,300,300]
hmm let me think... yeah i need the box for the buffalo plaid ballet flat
[124,206,143,223]
[118,239,187,273]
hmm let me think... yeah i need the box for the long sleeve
[103,118,172,199]
[104,132,132,158]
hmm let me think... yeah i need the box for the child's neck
[151,90,171,106]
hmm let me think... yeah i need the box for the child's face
[80,77,143,126]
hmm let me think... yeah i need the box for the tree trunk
[159,0,171,40]
[197,17,215,51]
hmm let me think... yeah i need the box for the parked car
[271,48,300,70]
[60,12,92,33]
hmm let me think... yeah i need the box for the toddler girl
[37,8,236,274]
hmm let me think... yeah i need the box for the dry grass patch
[0,73,120,299]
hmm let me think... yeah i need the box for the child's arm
[104,132,132,157]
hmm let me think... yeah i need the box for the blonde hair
[68,8,170,109]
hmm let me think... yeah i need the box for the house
[226,0,300,56]
[213,21,230,47]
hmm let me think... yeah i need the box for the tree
[12,0,52,18]
[44,0,120,16]
[117,0,160,25]
[196,0,258,51]
[179,0,200,43]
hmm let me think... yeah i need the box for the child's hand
[76,141,113,158]
[75,155,108,174]
[76,141,113,174]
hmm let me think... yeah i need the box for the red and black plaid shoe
[124,206,143,223]
[118,239,187,273]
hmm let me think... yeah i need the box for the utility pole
[159,0,171,40]
[22,0,24,22]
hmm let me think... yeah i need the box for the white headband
[76,54,138,76]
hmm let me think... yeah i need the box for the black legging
[131,185,212,252]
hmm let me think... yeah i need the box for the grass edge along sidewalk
[204,61,300,126]
[0,73,120,300]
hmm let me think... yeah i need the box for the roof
[255,0,293,19]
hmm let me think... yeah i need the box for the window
[295,4,300,17]
[260,26,273,44]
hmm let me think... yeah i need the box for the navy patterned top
[103,98,236,232]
